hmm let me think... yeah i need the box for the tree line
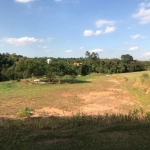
[0,52,149,82]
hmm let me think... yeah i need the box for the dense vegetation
[0,52,148,82]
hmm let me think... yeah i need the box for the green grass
[114,71,150,110]
[1,112,150,150]
[115,71,150,78]
[1,72,150,149]
[0,74,106,116]
[16,107,34,117]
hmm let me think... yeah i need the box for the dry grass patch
[0,74,141,117]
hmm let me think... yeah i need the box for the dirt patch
[0,77,139,118]
[32,107,74,117]
[32,78,137,117]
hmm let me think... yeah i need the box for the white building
[47,59,52,64]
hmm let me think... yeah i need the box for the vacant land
[1,72,150,150]
[0,73,144,118]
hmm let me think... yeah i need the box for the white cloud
[133,2,150,24]
[15,0,34,3]
[142,52,150,57]
[131,34,141,39]
[129,47,139,51]
[104,26,116,33]
[83,30,102,36]
[139,51,150,60]
[139,2,150,8]
[96,20,116,28]
[65,50,72,53]
[83,30,94,36]
[54,0,61,2]
[90,49,103,53]
[95,30,102,35]
[3,37,40,46]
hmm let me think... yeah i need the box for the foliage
[0,52,146,82]
[16,107,34,118]
[121,54,133,63]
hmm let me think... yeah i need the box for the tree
[4,66,15,80]
[85,51,91,58]
[121,54,133,63]
[91,52,99,60]
[81,64,90,76]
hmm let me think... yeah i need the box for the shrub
[16,107,34,118]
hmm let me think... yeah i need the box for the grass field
[1,72,150,149]
[114,70,150,78]
[0,73,134,117]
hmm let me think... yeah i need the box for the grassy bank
[114,71,150,111]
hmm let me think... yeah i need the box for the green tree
[81,64,90,76]
[121,54,133,63]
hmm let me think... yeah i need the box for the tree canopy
[0,52,147,82]
[121,54,133,63]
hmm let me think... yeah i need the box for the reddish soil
[32,79,137,117]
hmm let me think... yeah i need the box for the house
[73,62,82,66]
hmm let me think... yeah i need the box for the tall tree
[121,54,133,63]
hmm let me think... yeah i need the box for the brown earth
[32,78,138,117]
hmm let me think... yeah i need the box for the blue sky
[0,0,150,60]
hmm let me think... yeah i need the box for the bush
[16,107,34,118]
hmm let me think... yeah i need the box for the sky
[0,0,150,60]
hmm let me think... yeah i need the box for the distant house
[73,62,82,66]
[47,59,52,64]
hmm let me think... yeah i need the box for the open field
[1,71,150,149]
[0,73,142,118]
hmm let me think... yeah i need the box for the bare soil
[32,78,138,117]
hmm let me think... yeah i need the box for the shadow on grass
[1,74,150,149]
[61,79,92,84]
[47,79,92,84]
[1,111,150,150]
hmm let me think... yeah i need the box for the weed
[16,107,34,118]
